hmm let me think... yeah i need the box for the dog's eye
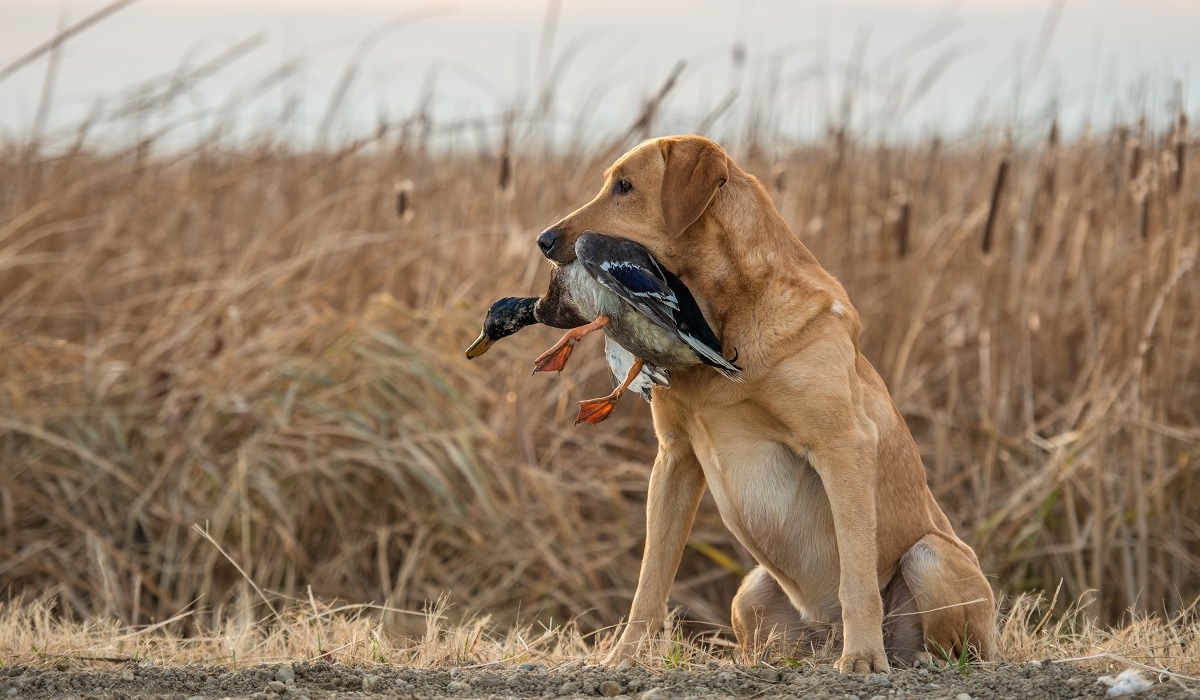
[613,178,633,194]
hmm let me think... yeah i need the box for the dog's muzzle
[536,227,559,258]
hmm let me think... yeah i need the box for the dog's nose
[536,228,558,257]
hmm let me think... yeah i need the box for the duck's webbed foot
[575,358,643,425]
[575,396,618,425]
[532,315,610,374]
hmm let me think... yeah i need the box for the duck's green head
[465,296,538,359]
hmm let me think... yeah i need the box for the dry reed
[1,591,1197,681]
[0,16,1197,671]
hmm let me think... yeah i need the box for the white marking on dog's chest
[694,432,803,548]
[688,417,841,611]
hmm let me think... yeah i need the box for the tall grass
[2,113,1196,640]
[0,9,1197,654]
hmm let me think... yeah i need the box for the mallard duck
[531,232,740,424]
[465,279,670,404]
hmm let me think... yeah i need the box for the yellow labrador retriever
[535,135,995,672]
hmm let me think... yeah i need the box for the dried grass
[1,592,1197,681]
[0,16,1198,673]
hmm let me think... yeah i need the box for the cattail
[982,158,1008,254]
[771,163,786,193]
[1045,120,1059,196]
[895,197,910,259]
[1129,138,1142,183]
[1032,121,1060,249]
[1141,191,1152,240]
[1177,113,1188,193]
[498,151,512,193]
[1042,160,1057,201]
[395,179,414,223]
[921,136,941,193]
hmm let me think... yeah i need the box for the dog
[534,135,996,672]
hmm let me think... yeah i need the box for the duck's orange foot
[575,395,619,425]
[532,315,611,375]
[532,341,575,374]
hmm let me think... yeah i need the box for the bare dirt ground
[1,660,1193,700]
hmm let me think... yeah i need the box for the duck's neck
[494,296,540,340]
[512,297,538,330]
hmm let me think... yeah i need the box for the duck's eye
[613,178,633,194]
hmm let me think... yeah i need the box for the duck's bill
[465,331,493,359]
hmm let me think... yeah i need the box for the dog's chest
[686,406,841,610]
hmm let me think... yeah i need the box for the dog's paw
[602,620,657,666]
[600,645,637,667]
[834,648,890,674]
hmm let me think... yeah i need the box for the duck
[530,232,741,424]
[465,275,671,404]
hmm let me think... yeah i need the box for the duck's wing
[578,233,741,379]
[576,233,681,333]
[657,266,742,379]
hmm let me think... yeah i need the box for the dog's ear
[660,138,728,238]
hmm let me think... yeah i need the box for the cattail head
[1176,112,1188,193]
[890,188,911,259]
[498,151,512,193]
[982,158,1009,255]
[771,163,786,193]
[395,179,415,223]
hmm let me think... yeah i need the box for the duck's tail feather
[642,363,672,387]
[682,335,744,381]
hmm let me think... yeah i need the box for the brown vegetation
[0,107,1197,672]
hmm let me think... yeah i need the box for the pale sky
[1,0,1197,146]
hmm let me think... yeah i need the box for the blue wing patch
[602,261,661,293]
[601,261,679,309]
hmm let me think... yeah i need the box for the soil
[1,659,1193,700]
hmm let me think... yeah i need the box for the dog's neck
[667,165,845,369]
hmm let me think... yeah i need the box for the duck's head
[465,296,538,359]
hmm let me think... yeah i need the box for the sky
[1,0,1197,147]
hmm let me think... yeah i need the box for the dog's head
[536,135,730,268]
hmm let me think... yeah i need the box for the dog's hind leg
[731,566,833,664]
[881,571,926,666]
[897,532,997,663]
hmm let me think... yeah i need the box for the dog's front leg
[604,435,705,664]
[810,437,889,673]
